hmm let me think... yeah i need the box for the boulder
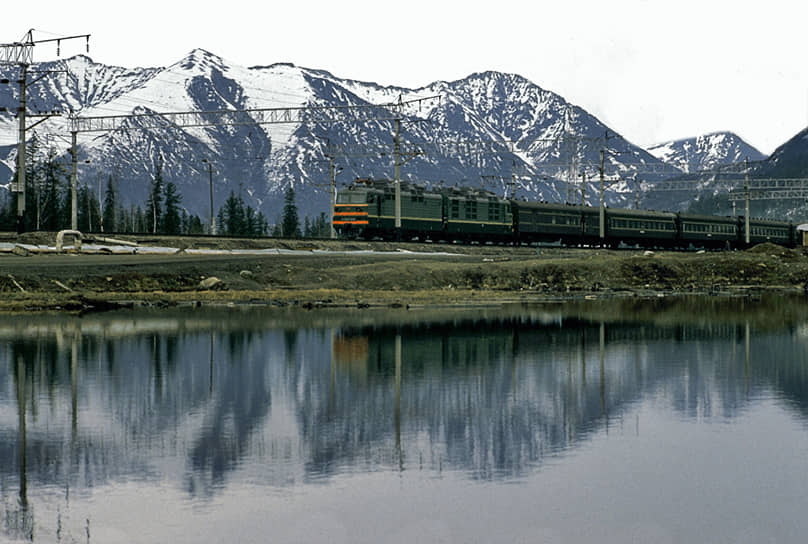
[198,277,225,290]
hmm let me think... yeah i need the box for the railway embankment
[1,232,807,313]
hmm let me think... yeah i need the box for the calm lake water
[2,297,808,543]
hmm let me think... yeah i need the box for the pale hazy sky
[5,0,807,155]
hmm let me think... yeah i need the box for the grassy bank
[1,233,807,313]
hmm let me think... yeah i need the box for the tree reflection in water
[1,297,808,540]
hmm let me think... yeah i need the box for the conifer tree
[220,191,246,235]
[256,211,269,236]
[102,175,117,233]
[281,187,301,238]
[163,180,182,235]
[145,161,165,233]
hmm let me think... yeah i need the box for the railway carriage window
[464,201,477,219]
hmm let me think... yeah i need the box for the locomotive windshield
[336,192,368,204]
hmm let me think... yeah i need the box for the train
[333,178,799,249]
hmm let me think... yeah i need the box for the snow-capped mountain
[648,132,765,174]
[2,50,680,222]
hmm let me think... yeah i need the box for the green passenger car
[677,213,738,248]
[443,188,512,242]
[746,217,794,247]
[606,208,677,248]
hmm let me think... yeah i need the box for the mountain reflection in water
[1,296,808,542]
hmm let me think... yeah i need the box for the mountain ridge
[648,131,766,174]
[0,51,781,223]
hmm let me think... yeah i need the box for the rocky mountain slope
[648,132,765,173]
[0,51,675,222]
[0,51,797,224]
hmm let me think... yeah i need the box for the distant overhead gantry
[68,96,441,133]
[728,178,808,201]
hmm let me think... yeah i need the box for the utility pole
[328,155,341,239]
[390,96,425,237]
[208,161,216,235]
[15,65,27,233]
[581,172,586,207]
[394,117,402,232]
[599,149,605,241]
[744,157,750,246]
[1,30,90,233]
[70,130,78,229]
[567,139,578,204]
[201,159,216,235]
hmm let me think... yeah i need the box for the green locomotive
[334,179,512,242]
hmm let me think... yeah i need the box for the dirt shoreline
[2,232,808,314]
